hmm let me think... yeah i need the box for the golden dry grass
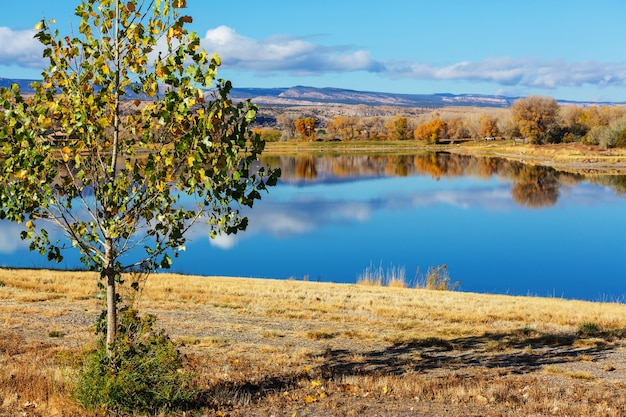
[2,269,626,416]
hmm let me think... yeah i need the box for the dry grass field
[2,269,626,416]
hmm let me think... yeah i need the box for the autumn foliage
[295,117,317,139]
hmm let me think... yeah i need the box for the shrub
[578,322,602,336]
[48,330,65,338]
[260,128,282,142]
[75,309,197,415]
[420,264,460,291]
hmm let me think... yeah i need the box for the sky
[0,1,625,102]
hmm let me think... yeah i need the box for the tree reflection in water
[511,166,560,208]
[264,152,626,208]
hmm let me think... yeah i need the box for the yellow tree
[329,115,359,140]
[385,115,411,140]
[414,119,447,143]
[295,117,316,139]
[511,96,560,144]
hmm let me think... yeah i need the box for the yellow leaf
[311,380,322,388]
[155,66,166,78]
[187,155,195,167]
[49,19,56,24]
[62,146,71,162]
[319,392,327,399]
[304,395,316,403]
[167,26,182,41]
[382,385,389,394]
[302,366,311,372]
[25,220,34,229]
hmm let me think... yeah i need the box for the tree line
[256,96,626,148]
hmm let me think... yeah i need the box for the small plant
[578,322,602,336]
[357,263,408,287]
[419,264,460,291]
[48,330,65,338]
[306,329,337,340]
[75,309,197,415]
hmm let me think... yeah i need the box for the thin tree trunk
[104,0,121,351]
[105,238,117,348]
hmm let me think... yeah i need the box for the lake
[1,152,626,302]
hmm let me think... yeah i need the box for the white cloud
[0,222,28,253]
[198,27,626,90]
[209,233,238,250]
[201,26,384,74]
[0,27,44,68]
[386,57,626,89]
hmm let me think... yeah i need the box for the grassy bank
[2,269,626,416]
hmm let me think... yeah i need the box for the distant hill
[2,78,622,108]
[226,86,519,108]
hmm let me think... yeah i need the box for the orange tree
[0,0,279,348]
[414,118,447,143]
[478,115,500,138]
[295,117,316,139]
[511,96,560,144]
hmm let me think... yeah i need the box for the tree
[295,117,316,139]
[0,0,279,348]
[276,112,298,139]
[445,117,469,142]
[385,115,411,141]
[359,116,386,140]
[511,96,560,144]
[329,115,358,140]
[413,118,447,143]
[478,115,500,138]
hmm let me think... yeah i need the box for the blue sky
[1,0,625,102]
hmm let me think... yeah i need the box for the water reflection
[2,152,626,301]
[264,152,625,208]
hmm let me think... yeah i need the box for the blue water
[1,153,626,302]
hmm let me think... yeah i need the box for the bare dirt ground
[2,272,626,416]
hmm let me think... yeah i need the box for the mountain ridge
[1,78,622,108]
